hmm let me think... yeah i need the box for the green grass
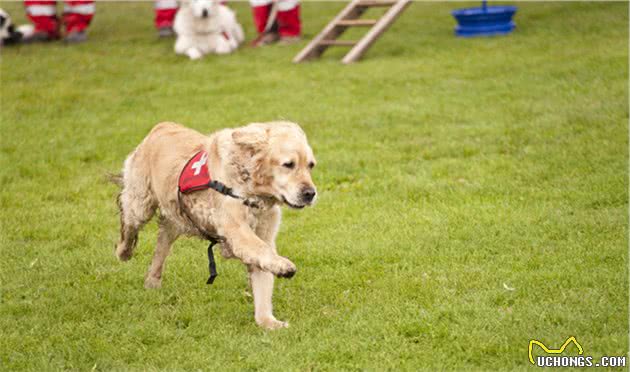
[0,1,628,370]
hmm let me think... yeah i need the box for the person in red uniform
[23,0,94,43]
[154,0,178,37]
[250,0,300,46]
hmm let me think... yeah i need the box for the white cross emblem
[191,152,208,176]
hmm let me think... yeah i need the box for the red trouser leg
[24,0,59,38]
[277,4,301,38]
[63,0,94,33]
[251,3,272,34]
[155,0,178,29]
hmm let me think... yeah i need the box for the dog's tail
[106,172,124,187]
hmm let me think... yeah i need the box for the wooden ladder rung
[318,40,357,46]
[336,19,378,27]
[356,0,398,7]
[342,0,411,63]
[293,0,410,64]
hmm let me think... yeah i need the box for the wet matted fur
[114,121,317,329]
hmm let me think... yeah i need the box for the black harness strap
[207,180,260,208]
[177,190,222,285]
[206,241,218,284]
[177,180,260,285]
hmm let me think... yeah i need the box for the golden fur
[114,121,317,329]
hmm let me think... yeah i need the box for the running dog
[114,121,317,329]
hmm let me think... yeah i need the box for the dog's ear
[232,124,269,153]
[0,15,6,28]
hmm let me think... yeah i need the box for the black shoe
[64,31,87,44]
[250,32,279,47]
[158,27,174,38]
[278,36,301,45]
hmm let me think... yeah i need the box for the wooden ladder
[293,0,411,64]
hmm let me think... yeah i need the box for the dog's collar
[194,29,231,41]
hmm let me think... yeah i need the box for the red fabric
[24,0,59,37]
[24,0,93,35]
[155,2,226,29]
[27,15,59,36]
[179,151,212,194]
[251,4,271,34]
[155,8,177,29]
[277,5,300,37]
[63,0,93,32]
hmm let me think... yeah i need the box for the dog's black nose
[202,9,208,18]
[301,187,316,203]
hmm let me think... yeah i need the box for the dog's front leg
[248,266,288,329]
[174,35,202,60]
[248,206,288,329]
[223,223,296,278]
[186,47,203,60]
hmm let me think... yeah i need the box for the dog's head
[186,0,218,19]
[231,122,317,209]
[0,8,12,41]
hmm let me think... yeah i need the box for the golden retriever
[114,121,317,329]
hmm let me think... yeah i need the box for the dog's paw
[115,243,133,261]
[227,38,238,51]
[259,255,297,279]
[187,48,203,60]
[215,39,232,55]
[144,276,162,289]
[256,316,289,330]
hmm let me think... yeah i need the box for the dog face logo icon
[528,336,583,364]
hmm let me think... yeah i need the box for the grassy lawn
[1,1,628,370]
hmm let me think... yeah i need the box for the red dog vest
[179,151,211,193]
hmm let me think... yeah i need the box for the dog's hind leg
[213,36,231,55]
[232,23,244,44]
[144,219,178,289]
[115,153,157,261]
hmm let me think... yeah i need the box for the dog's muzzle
[301,187,316,204]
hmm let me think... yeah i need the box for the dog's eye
[282,161,295,169]
[308,162,315,169]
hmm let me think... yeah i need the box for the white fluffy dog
[174,0,244,60]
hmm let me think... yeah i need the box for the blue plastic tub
[452,5,517,37]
